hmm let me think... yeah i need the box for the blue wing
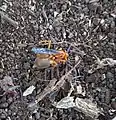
[31,47,59,54]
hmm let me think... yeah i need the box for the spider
[32,40,68,69]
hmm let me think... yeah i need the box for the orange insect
[32,40,68,69]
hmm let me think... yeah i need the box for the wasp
[32,40,68,69]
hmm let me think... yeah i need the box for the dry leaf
[75,97,102,118]
[0,76,14,91]
[23,85,35,96]
[56,96,75,109]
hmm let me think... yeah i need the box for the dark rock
[35,112,40,119]
[23,62,31,70]
[111,100,116,109]
[0,114,6,119]
[93,18,100,25]
[0,103,8,109]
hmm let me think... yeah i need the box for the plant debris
[55,96,75,109]
[0,0,116,119]
[88,57,116,73]
[23,85,35,96]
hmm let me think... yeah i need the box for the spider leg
[39,40,51,49]
[50,60,58,67]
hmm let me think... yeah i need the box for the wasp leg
[39,40,51,49]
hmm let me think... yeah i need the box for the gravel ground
[0,0,116,120]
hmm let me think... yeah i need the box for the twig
[1,59,4,68]
[88,57,116,74]
[0,11,18,28]
[52,60,81,92]
[42,5,48,22]
[36,59,81,102]
[27,9,36,17]
[36,78,57,102]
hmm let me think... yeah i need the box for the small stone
[109,84,113,88]
[24,62,30,69]
[8,110,12,116]
[110,13,116,18]
[89,0,99,3]
[49,25,53,30]
[27,102,38,112]
[0,68,3,73]
[61,4,67,11]
[111,21,115,28]
[0,114,6,119]
[54,11,58,17]
[108,33,116,38]
[68,33,74,38]
[105,89,110,104]
[10,53,15,58]
[0,109,3,113]
[106,72,114,80]
[83,7,89,14]
[103,0,108,3]
[96,88,101,92]
[0,103,8,108]
[111,101,116,109]
[0,39,3,42]
[0,96,7,103]
[93,18,100,25]
[88,3,98,12]
[85,0,89,3]
[100,19,105,25]
[35,112,40,119]
[7,97,13,104]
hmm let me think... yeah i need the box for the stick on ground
[36,59,81,102]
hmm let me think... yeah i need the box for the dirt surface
[0,0,116,120]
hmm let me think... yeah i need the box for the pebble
[103,0,108,3]
[27,102,38,112]
[0,97,7,103]
[24,62,30,70]
[105,89,110,104]
[88,2,98,12]
[0,109,3,114]
[0,103,8,109]
[35,112,40,119]
[7,97,13,104]
[8,110,12,116]
[89,0,99,3]
[93,18,100,25]
[49,25,53,30]
[10,53,15,58]
[54,11,58,18]
[111,101,116,109]
[0,68,3,73]
[106,72,114,82]
[108,33,116,38]
[68,33,74,38]
[0,113,6,119]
